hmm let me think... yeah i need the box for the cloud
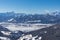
[44,10,50,13]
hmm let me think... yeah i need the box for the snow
[18,34,32,40]
[5,23,53,32]
[8,18,14,22]
[1,31,11,36]
[18,34,42,40]
[0,36,10,40]
[0,22,53,32]
[27,20,41,22]
[38,37,42,40]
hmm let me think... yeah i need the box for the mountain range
[0,11,60,24]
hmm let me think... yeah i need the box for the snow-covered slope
[0,22,53,32]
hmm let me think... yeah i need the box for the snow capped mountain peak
[8,18,14,22]
[8,18,16,23]
[52,11,59,15]
[49,10,60,16]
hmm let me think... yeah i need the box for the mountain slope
[25,24,60,40]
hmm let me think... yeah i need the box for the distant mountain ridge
[0,11,60,24]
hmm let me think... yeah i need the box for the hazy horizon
[0,0,60,14]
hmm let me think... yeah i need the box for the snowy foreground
[0,22,54,40]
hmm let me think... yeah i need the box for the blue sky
[0,0,60,14]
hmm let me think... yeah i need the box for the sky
[0,0,60,14]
